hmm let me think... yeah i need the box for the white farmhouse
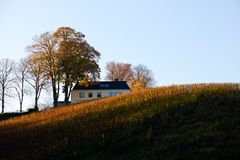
[71,81,131,103]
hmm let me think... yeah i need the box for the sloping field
[0,84,239,160]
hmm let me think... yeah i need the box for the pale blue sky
[1,0,240,111]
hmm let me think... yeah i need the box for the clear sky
[1,0,240,111]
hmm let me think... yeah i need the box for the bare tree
[131,64,155,88]
[0,58,15,113]
[105,62,155,90]
[26,55,49,111]
[13,58,29,113]
[105,61,132,81]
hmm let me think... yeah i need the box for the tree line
[0,27,100,113]
[0,27,155,113]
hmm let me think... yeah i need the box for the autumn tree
[26,54,49,111]
[53,27,100,104]
[0,58,15,113]
[27,27,101,106]
[105,61,132,81]
[13,58,29,113]
[27,32,61,107]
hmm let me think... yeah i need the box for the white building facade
[71,81,130,103]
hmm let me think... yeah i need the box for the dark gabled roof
[73,81,130,90]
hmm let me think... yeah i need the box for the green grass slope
[0,84,240,160]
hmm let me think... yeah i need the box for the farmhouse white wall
[71,89,130,103]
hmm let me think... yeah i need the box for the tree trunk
[1,102,4,113]
[34,92,38,111]
[64,84,69,104]
[1,87,4,113]
[52,91,58,107]
[65,84,73,105]
[52,78,58,107]
[63,74,71,105]
[1,98,4,113]
[53,93,58,107]
[20,79,24,113]
[20,101,23,113]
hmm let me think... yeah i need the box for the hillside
[0,84,240,160]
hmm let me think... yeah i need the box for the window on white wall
[88,92,93,98]
[79,92,84,98]
[97,92,101,98]
[109,92,123,96]
[109,92,118,96]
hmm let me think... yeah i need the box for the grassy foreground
[0,84,240,160]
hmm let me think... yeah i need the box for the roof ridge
[73,81,130,90]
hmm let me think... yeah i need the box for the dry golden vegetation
[0,83,240,160]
